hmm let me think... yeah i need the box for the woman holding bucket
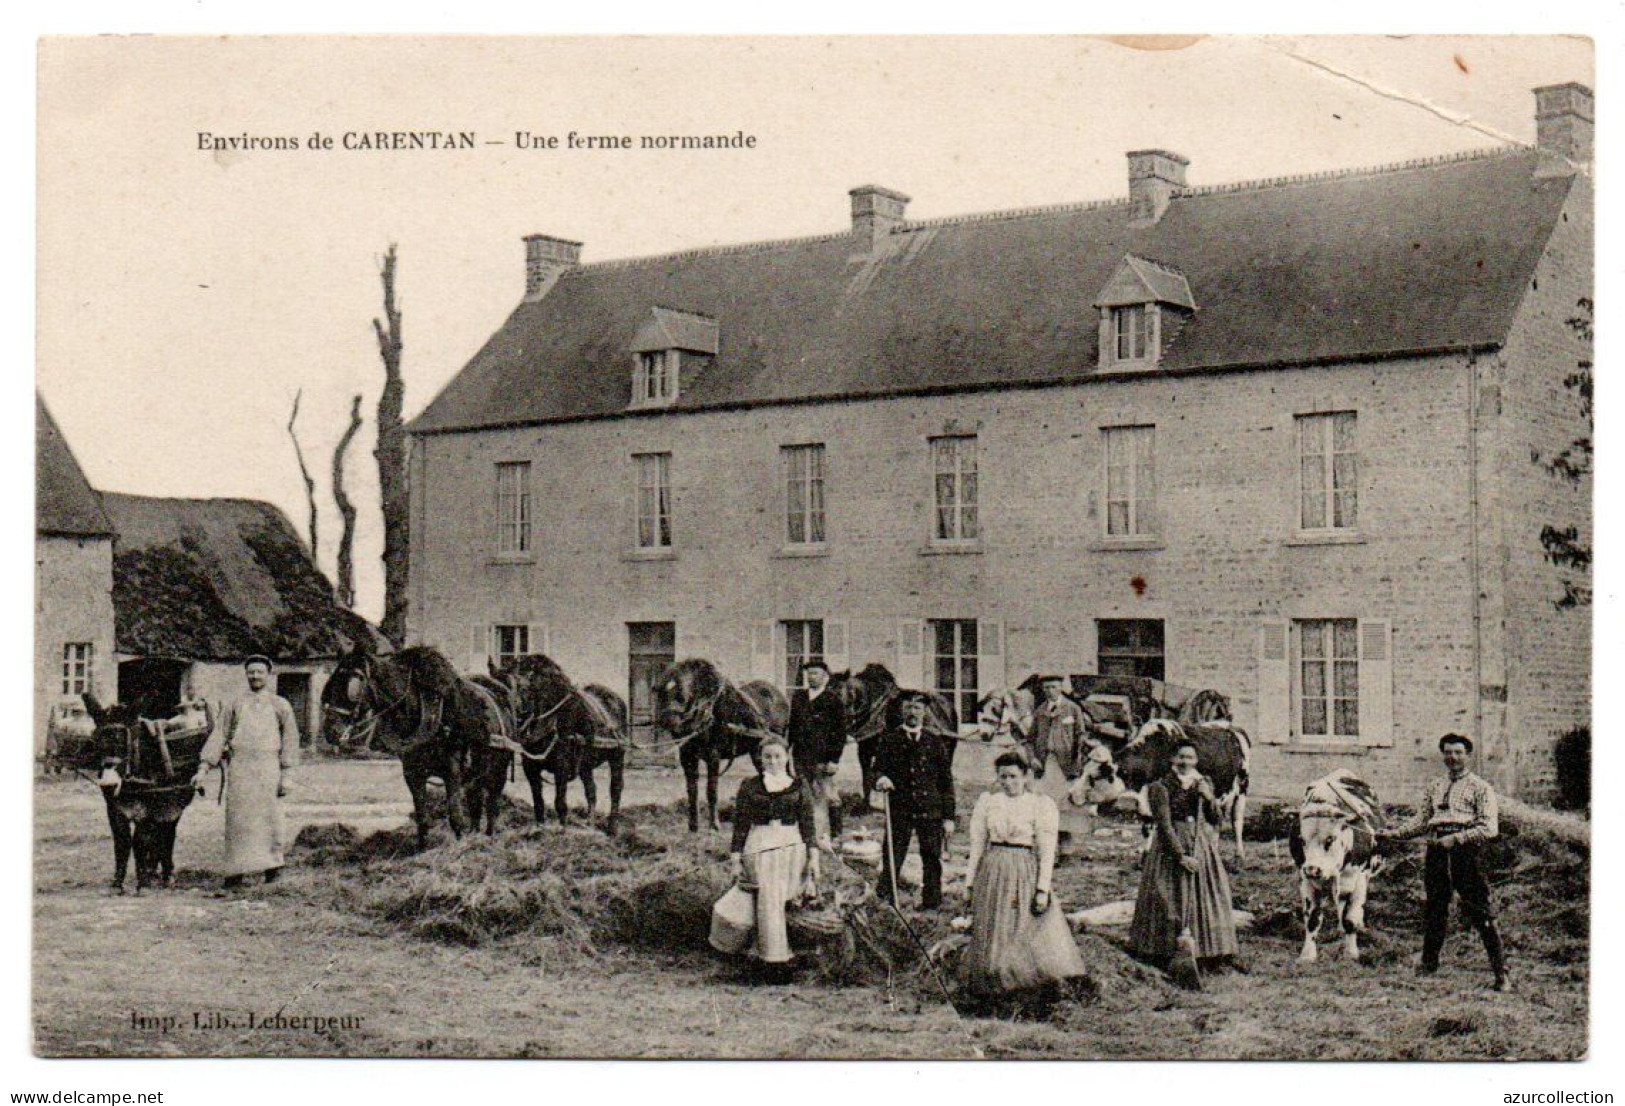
[1129,739,1239,985]
[960,748,1088,997]
[709,735,823,982]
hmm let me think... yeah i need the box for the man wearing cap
[195,655,300,891]
[873,691,957,911]
[1383,734,1509,991]
[1029,675,1096,840]
[787,659,848,839]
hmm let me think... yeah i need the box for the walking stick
[881,789,900,907]
[875,789,965,1016]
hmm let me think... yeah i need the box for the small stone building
[35,395,117,753]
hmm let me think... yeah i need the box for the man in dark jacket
[873,691,957,911]
[787,660,848,838]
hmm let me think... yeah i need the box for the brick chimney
[1127,149,1189,226]
[523,234,583,301]
[1534,82,1593,176]
[849,185,910,251]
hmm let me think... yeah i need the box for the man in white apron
[196,655,300,891]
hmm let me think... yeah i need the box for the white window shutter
[528,623,550,658]
[824,619,850,675]
[751,621,777,683]
[1358,619,1394,747]
[1256,621,1290,744]
[470,624,491,674]
[897,618,927,690]
[978,619,1006,694]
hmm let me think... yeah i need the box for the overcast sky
[35,35,1593,621]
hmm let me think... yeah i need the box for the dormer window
[635,351,679,405]
[629,306,719,410]
[1112,304,1151,362]
[1094,255,1195,371]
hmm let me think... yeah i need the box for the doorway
[277,672,313,746]
[627,622,676,744]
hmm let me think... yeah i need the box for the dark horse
[829,663,958,798]
[320,646,511,848]
[489,655,629,834]
[654,658,789,832]
[81,690,211,894]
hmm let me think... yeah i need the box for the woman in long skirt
[960,749,1089,997]
[1129,740,1239,976]
[710,736,822,982]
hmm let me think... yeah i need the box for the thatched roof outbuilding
[102,493,376,663]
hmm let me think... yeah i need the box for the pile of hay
[292,804,929,982]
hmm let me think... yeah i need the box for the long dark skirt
[961,845,1088,995]
[1129,820,1239,959]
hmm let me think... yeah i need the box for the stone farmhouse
[407,84,1592,799]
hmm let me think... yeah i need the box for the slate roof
[102,493,377,662]
[36,395,114,537]
[411,148,1573,435]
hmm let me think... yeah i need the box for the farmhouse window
[781,620,825,689]
[634,451,673,550]
[1098,619,1165,680]
[929,618,980,727]
[1297,412,1358,532]
[783,444,827,545]
[61,642,92,696]
[1103,425,1157,537]
[1293,618,1359,740]
[1112,304,1151,362]
[931,436,980,542]
[493,461,531,555]
[632,350,679,407]
[492,625,531,668]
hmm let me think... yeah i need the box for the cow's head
[976,688,1034,741]
[1295,809,1375,882]
[1072,743,1124,805]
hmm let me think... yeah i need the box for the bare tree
[331,394,363,608]
[372,243,410,647]
[286,389,318,557]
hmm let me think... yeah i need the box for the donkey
[654,658,789,832]
[490,654,630,834]
[81,689,211,894]
[321,645,507,849]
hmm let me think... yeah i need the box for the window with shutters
[1293,618,1359,740]
[493,625,531,669]
[494,461,531,555]
[1103,425,1157,538]
[783,444,827,546]
[781,619,825,689]
[61,642,93,695]
[930,436,979,542]
[928,618,979,726]
[1296,412,1358,533]
[633,452,673,550]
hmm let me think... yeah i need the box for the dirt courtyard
[32,756,1588,1059]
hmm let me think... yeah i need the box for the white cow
[1290,770,1385,964]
